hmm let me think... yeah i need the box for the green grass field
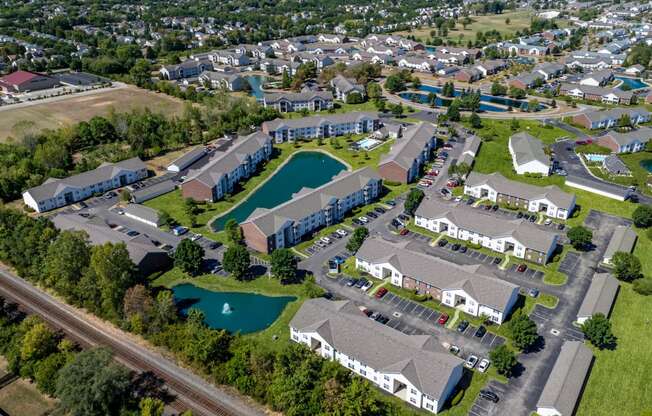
[0,378,56,416]
[619,151,652,195]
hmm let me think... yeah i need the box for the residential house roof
[356,237,518,311]
[577,273,619,319]
[462,135,482,157]
[560,83,633,100]
[602,126,652,147]
[379,123,437,169]
[330,74,364,94]
[262,111,378,131]
[131,180,176,203]
[604,225,638,260]
[509,132,551,167]
[263,90,333,104]
[580,107,650,124]
[291,298,463,401]
[0,70,52,87]
[537,341,593,416]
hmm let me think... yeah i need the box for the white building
[508,132,551,176]
[123,204,162,228]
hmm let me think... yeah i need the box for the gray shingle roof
[603,225,638,260]
[290,298,463,400]
[577,273,619,320]
[602,154,630,175]
[168,146,205,171]
[330,74,364,94]
[602,126,652,147]
[462,135,481,157]
[262,111,379,131]
[379,123,437,169]
[131,180,176,203]
[581,107,650,124]
[537,341,593,416]
[263,90,333,104]
[356,237,518,311]
[243,167,381,235]
[25,157,146,202]
[466,172,575,210]
[415,199,557,253]
[123,204,161,224]
[509,132,551,167]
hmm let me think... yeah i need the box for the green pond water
[641,159,652,173]
[172,283,296,334]
[211,151,346,230]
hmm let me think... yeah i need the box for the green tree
[618,113,632,128]
[633,277,652,295]
[568,226,593,250]
[612,251,642,281]
[44,230,91,302]
[366,82,382,99]
[508,311,538,350]
[491,81,507,96]
[174,239,205,276]
[446,101,461,121]
[55,348,131,416]
[489,345,518,377]
[87,242,137,319]
[225,218,244,245]
[34,352,68,395]
[270,248,297,283]
[151,291,178,331]
[345,92,364,104]
[391,103,404,117]
[404,187,425,215]
[427,92,438,107]
[470,112,482,128]
[281,69,292,89]
[139,397,165,416]
[581,313,616,349]
[20,321,57,362]
[632,205,652,228]
[129,59,152,87]
[346,227,369,253]
[385,74,406,93]
[222,245,251,280]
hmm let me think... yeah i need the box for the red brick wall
[597,136,619,153]
[378,161,409,184]
[242,222,270,253]
[572,114,591,129]
[403,277,443,300]
[181,179,213,202]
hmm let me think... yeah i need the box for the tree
[129,59,152,87]
[281,69,292,89]
[404,188,425,215]
[184,198,200,218]
[222,245,251,280]
[151,291,177,331]
[56,348,131,416]
[470,112,482,128]
[489,345,518,377]
[510,117,520,131]
[391,103,404,117]
[139,397,165,416]
[612,251,642,281]
[270,248,297,283]
[632,205,652,228]
[411,76,421,89]
[633,277,652,295]
[508,311,538,350]
[618,113,632,128]
[446,101,461,121]
[346,227,369,253]
[224,218,244,245]
[427,92,438,107]
[20,321,57,362]
[567,226,593,250]
[87,242,137,319]
[385,74,406,93]
[581,313,616,349]
[34,352,68,395]
[345,92,364,104]
[366,82,381,100]
[123,285,154,333]
[490,81,506,96]
[44,230,91,302]
[174,239,205,276]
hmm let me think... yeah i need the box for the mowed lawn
[0,378,56,416]
[0,85,186,141]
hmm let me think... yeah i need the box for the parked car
[208,241,221,250]
[320,236,332,244]
[369,311,380,321]
[465,355,478,369]
[329,232,341,239]
[354,279,366,289]
[474,326,487,338]
[361,281,373,292]
[374,207,386,214]
[557,223,565,231]
[449,345,460,355]
[126,230,140,237]
[466,197,475,205]
[438,313,449,325]
[345,278,358,287]
[391,219,402,228]
[172,226,188,236]
[398,214,410,222]
[484,204,492,211]
[516,212,523,219]
[366,212,378,219]
[544,219,552,226]
[359,216,369,223]
[491,204,499,211]
[493,257,502,265]
[116,208,125,215]
[336,229,348,237]
[451,243,461,251]
[315,240,327,248]
[440,188,451,196]
[386,200,396,206]
[190,233,202,242]
[375,287,388,298]
[517,264,528,273]
[375,314,390,324]
[457,320,469,332]
[459,246,468,253]
[529,215,536,223]
[479,390,499,403]
[478,359,490,373]
[528,288,540,298]
[438,239,448,247]
[352,219,363,226]
[399,228,409,236]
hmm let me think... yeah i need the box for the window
[411,388,417,394]
[360,369,366,376]
[324,345,330,351]
[383,384,390,390]
[425,403,434,410]
[410,398,417,404]
[384,375,390,381]
[348,363,354,369]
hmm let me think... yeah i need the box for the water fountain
[222,302,233,315]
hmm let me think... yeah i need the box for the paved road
[0,266,265,416]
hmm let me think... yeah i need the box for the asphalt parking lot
[469,380,507,416]
[505,264,545,280]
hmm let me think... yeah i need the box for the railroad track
[0,269,260,416]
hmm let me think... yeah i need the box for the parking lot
[469,380,507,416]
[505,263,545,280]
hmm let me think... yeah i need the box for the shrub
[451,389,465,406]
[633,278,652,295]
[384,180,401,187]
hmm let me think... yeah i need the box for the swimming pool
[357,137,381,150]
[585,154,608,162]
[616,76,647,90]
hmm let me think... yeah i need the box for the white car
[359,216,369,223]
[454,197,462,202]
[465,355,478,369]
[361,281,373,291]
[478,359,490,373]
[320,236,331,244]
[336,229,348,237]
[190,234,202,241]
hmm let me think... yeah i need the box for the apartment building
[262,91,334,112]
[198,71,248,91]
[181,132,272,202]
[355,237,519,324]
[414,199,558,264]
[290,298,463,414]
[262,112,380,143]
[330,74,366,101]
[508,132,551,176]
[598,127,652,153]
[159,59,212,80]
[378,123,438,184]
[23,157,147,213]
[242,168,381,253]
[464,172,576,220]
[572,108,651,130]
[559,83,634,105]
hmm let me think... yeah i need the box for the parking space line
[404,302,417,314]
[413,305,425,315]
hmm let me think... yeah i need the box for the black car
[493,257,502,265]
[479,390,499,403]
[529,216,536,222]
[374,207,386,214]
[367,212,378,219]
[491,204,499,211]
[451,243,461,251]
[374,314,389,324]
[323,292,334,300]
[208,241,221,250]
[484,204,492,210]
[459,246,468,253]
[330,232,341,239]
[466,197,475,205]
[438,239,448,247]
[355,279,367,289]
[346,278,358,287]
[352,219,363,225]
[474,325,487,338]
[516,212,523,219]
[386,200,396,206]
[399,214,410,222]
[391,219,401,228]
[457,320,469,332]
[557,223,565,231]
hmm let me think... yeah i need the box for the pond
[173,283,296,334]
[399,91,508,112]
[640,159,652,173]
[616,76,647,90]
[211,151,346,230]
[246,75,266,100]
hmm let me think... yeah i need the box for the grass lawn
[283,101,378,119]
[152,267,322,352]
[619,150,652,195]
[0,378,56,416]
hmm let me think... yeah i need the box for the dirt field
[0,378,56,416]
[0,85,186,141]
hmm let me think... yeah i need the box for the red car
[375,287,388,298]
[517,264,528,273]
[399,228,409,236]
[438,313,449,325]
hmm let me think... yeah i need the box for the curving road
[0,266,266,416]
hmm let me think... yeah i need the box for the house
[474,60,508,77]
[330,75,365,101]
[317,34,347,44]
[625,64,644,75]
[181,132,272,202]
[263,91,334,112]
[464,172,576,220]
[209,50,250,66]
[602,154,631,176]
[576,273,619,324]
[198,71,248,91]
[378,123,437,184]
[160,59,212,80]
[508,132,551,176]
[534,62,566,80]
[415,199,558,264]
[598,127,652,153]
[501,42,550,56]
[455,68,483,83]
[603,225,637,265]
[23,158,147,213]
[290,53,335,71]
[0,70,59,93]
[290,298,463,414]
[241,168,381,253]
[397,56,438,72]
[536,341,593,416]
[355,237,520,324]
[571,108,651,130]
[167,146,206,173]
[130,180,176,204]
[123,204,162,228]
[52,212,170,275]
[579,69,614,86]
[262,112,380,142]
[558,83,634,105]
[458,135,481,168]
[508,72,544,90]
